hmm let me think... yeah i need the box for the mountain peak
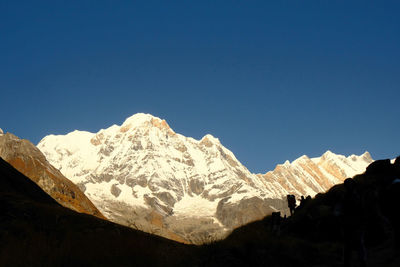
[322,150,334,157]
[361,151,372,161]
[122,113,157,126]
[293,155,310,163]
[120,113,173,133]
[201,134,220,143]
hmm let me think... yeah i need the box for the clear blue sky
[1,1,399,173]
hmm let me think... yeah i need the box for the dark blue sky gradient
[1,1,399,172]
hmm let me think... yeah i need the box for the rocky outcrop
[0,132,104,219]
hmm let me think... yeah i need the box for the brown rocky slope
[0,131,104,219]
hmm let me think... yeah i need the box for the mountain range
[36,113,373,243]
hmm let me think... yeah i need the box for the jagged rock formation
[37,113,373,243]
[0,132,104,219]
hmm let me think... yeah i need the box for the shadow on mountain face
[0,158,197,266]
[2,156,400,267]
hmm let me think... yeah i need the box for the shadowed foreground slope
[0,158,196,266]
[199,157,400,267]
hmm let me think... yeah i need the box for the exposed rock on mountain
[37,113,373,243]
[0,132,104,219]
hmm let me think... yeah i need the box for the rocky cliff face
[37,113,373,243]
[0,132,104,219]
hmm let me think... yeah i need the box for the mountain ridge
[0,131,104,219]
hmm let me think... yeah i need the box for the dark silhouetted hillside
[197,156,400,267]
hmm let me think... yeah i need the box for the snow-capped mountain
[37,113,373,243]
